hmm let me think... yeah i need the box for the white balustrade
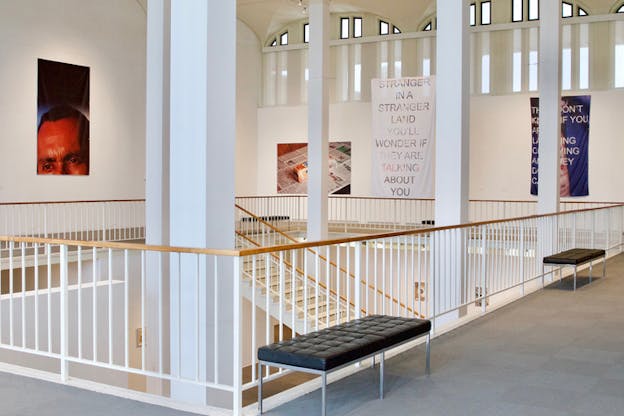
[0,200,145,242]
[0,203,622,414]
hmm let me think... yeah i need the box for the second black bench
[543,248,606,290]
[257,314,431,416]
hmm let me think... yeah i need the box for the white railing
[235,195,435,230]
[0,236,241,414]
[469,199,618,223]
[238,204,624,411]
[0,200,145,242]
[0,204,622,415]
[236,195,619,228]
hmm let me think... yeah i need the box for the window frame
[380,20,390,35]
[353,17,363,38]
[340,17,350,39]
[528,0,539,21]
[562,1,573,18]
[512,0,523,22]
[480,1,492,25]
[470,3,476,26]
[280,32,288,46]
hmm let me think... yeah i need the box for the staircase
[235,206,356,336]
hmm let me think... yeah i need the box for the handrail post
[572,213,577,248]
[429,232,436,335]
[354,242,361,319]
[519,223,525,297]
[60,244,69,382]
[606,210,611,251]
[481,225,487,314]
[43,205,48,240]
[232,255,242,416]
[621,206,623,253]
[591,210,596,249]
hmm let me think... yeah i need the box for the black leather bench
[257,314,431,416]
[543,248,606,290]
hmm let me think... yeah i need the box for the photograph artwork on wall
[37,59,90,175]
[530,95,590,197]
[277,142,352,194]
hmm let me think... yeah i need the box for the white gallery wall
[0,0,147,203]
[236,21,261,196]
[257,88,624,202]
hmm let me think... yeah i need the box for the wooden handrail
[236,205,424,317]
[236,195,624,205]
[236,231,363,316]
[236,208,360,314]
[3,203,622,257]
[0,235,238,256]
[0,199,145,206]
[236,203,624,256]
[2,196,618,207]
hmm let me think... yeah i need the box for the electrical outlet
[136,328,143,348]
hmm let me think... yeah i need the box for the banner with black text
[371,77,435,198]
[530,95,590,197]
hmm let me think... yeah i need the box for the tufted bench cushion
[257,315,431,415]
[542,248,606,290]
[543,248,605,265]
[258,315,431,371]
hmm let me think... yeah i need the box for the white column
[537,0,561,214]
[432,0,470,326]
[167,0,236,407]
[145,0,170,396]
[205,0,237,409]
[435,0,470,226]
[146,0,170,246]
[307,0,330,241]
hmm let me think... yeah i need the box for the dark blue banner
[530,95,590,197]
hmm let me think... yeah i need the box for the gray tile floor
[1,253,623,416]
[265,253,624,416]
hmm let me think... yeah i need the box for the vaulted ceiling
[137,0,624,43]
[237,0,623,42]
[237,0,435,41]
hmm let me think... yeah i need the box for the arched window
[480,1,491,24]
[618,5,624,13]
[513,0,589,22]
[528,0,539,20]
[265,13,400,46]
[380,20,389,35]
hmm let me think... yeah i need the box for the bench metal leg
[426,333,431,376]
[321,372,327,416]
[574,266,577,291]
[380,351,385,399]
[603,255,606,279]
[589,261,593,284]
[542,264,545,287]
[258,363,263,415]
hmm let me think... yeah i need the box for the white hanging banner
[371,76,435,198]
